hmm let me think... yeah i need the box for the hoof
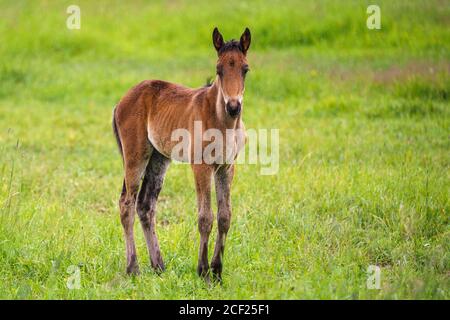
[126,254,140,275]
[151,260,166,274]
[150,251,165,274]
[211,262,222,283]
[197,263,210,283]
[211,271,222,284]
[126,264,140,276]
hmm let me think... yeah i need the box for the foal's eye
[242,65,250,76]
[216,65,223,77]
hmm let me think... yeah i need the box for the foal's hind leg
[136,150,170,272]
[119,145,151,275]
[211,165,234,282]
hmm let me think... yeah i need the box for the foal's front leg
[211,165,234,282]
[192,164,214,281]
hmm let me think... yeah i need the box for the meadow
[0,0,448,299]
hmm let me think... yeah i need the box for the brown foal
[112,28,251,281]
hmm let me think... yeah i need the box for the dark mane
[218,40,243,55]
[203,77,213,87]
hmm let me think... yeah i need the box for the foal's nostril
[225,100,241,117]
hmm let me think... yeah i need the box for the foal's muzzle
[226,100,241,118]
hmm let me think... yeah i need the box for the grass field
[0,0,449,299]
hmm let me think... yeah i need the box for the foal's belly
[147,119,246,165]
[146,121,179,159]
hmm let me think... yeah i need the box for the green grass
[0,0,449,299]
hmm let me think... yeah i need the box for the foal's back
[115,79,201,127]
[114,79,213,158]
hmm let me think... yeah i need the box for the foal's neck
[206,77,241,129]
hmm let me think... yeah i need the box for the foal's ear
[212,27,224,53]
[240,27,251,55]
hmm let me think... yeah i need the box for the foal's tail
[112,106,123,159]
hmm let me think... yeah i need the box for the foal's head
[212,27,251,118]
